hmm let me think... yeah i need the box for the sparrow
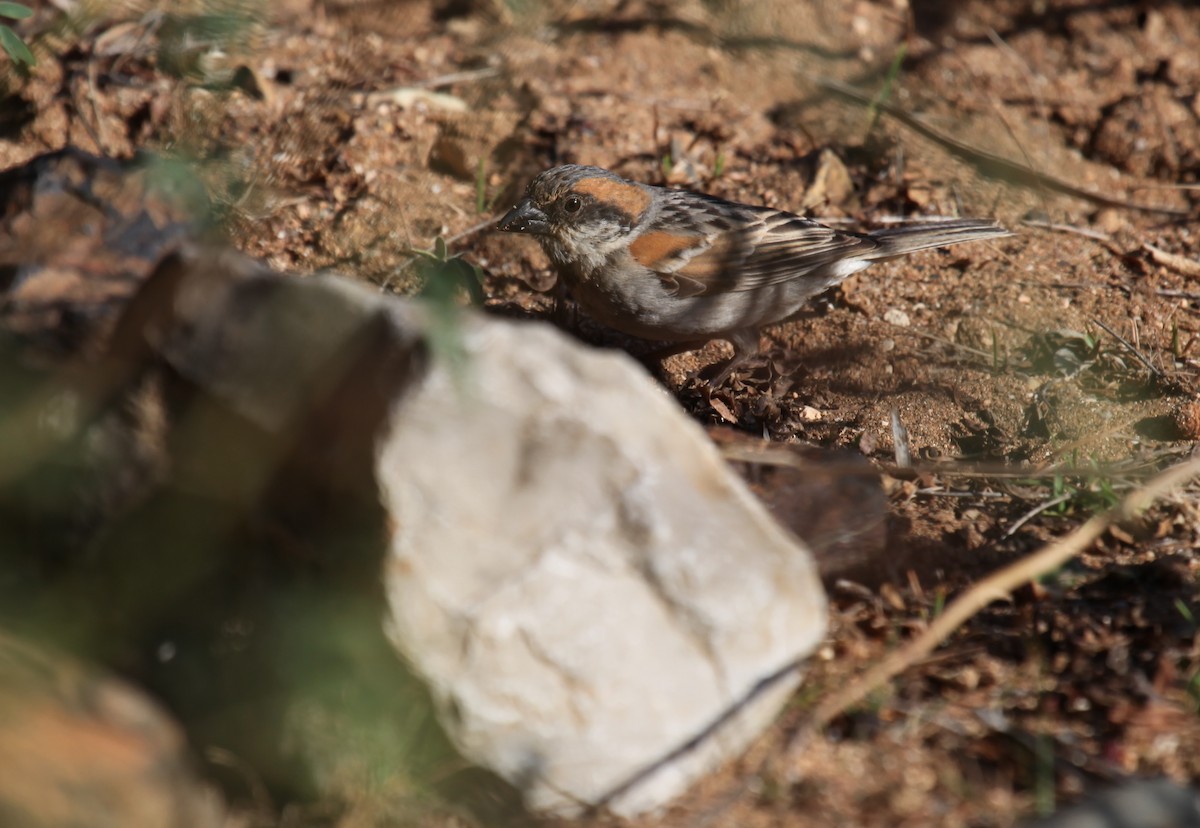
[498,164,1012,385]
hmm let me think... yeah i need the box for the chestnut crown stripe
[573,176,653,225]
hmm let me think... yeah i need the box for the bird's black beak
[497,198,550,234]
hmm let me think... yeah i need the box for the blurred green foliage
[0,2,34,67]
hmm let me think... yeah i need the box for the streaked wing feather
[643,196,878,295]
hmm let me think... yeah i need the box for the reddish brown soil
[3,1,1200,826]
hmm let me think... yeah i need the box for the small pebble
[1173,400,1200,440]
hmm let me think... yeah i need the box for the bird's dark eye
[563,195,583,214]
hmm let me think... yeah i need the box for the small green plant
[1176,599,1196,628]
[0,2,35,67]
[1046,462,1121,517]
[408,237,484,382]
[932,589,946,619]
[1046,453,1118,513]
[991,328,1006,371]
[865,41,907,137]
[712,148,726,179]
[411,236,483,304]
[1033,732,1055,816]
[474,158,494,215]
[1186,669,1200,714]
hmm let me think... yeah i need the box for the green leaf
[444,258,484,305]
[0,24,34,66]
[0,3,33,20]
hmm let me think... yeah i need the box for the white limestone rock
[377,314,828,817]
[118,247,827,817]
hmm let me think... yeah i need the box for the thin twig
[1145,243,1200,278]
[1020,218,1112,242]
[1001,492,1073,538]
[791,453,1200,745]
[1014,278,1132,297]
[890,408,912,468]
[446,216,499,245]
[818,77,1191,217]
[901,328,994,361]
[1091,317,1163,378]
[960,38,1051,217]
[1046,417,1143,463]
[719,442,1187,482]
[719,447,886,479]
[986,28,1049,125]
[416,66,500,89]
[916,488,1008,499]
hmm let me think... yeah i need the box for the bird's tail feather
[867,219,1012,259]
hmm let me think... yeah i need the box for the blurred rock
[0,149,201,361]
[711,429,887,581]
[2,235,436,812]
[0,633,227,828]
[122,246,426,439]
[1024,778,1200,828]
[0,150,200,567]
[378,311,829,816]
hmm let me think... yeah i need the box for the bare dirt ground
[3,0,1200,825]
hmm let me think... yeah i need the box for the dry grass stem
[792,452,1200,745]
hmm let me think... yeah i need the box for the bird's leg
[703,328,761,389]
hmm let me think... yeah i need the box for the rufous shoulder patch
[629,230,703,269]
[573,177,653,223]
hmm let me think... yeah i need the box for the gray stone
[377,313,828,816]
[1024,778,1200,828]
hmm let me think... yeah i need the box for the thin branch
[985,28,1049,125]
[790,453,1200,747]
[1001,492,1073,538]
[900,327,994,361]
[416,66,500,89]
[1020,218,1112,242]
[1145,243,1200,278]
[446,216,499,245]
[818,77,1191,217]
[719,442,1189,483]
[890,408,912,468]
[916,488,1008,499]
[1014,278,1132,297]
[1091,317,1163,378]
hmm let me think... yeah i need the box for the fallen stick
[791,452,1200,751]
[819,78,1191,218]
